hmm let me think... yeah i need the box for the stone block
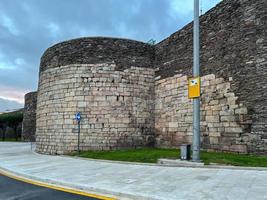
[209,132,221,137]
[225,127,243,133]
[220,116,237,122]
[168,122,178,128]
[235,107,248,114]
[229,145,248,153]
[209,137,219,144]
[78,102,87,107]
[201,74,215,81]
[206,116,220,123]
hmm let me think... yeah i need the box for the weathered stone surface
[22,92,37,141]
[154,74,252,153]
[40,37,155,72]
[155,0,267,154]
[32,0,266,155]
[36,64,155,154]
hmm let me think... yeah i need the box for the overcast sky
[0,0,221,112]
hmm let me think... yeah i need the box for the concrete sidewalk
[0,142,267,200]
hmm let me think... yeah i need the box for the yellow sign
[188,77,200,98]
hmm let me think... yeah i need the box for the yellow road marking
[0,169,117,200]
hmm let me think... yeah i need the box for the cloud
[0,85,29,104]
[0,0,221,111]
[0,98,23,112]
[0,14,20,36]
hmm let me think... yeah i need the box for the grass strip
[72,148,267,167]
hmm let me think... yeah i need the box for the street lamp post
[192,0,201,162]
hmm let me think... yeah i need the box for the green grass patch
[0,137,21,142]
[201,151,267,167]
[72,148,267,167]
[74,148,179,163]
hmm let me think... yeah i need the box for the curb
[0,167,117,200]
[60,155,160,167]
[61,155,267,171]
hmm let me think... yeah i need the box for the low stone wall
[36,63,155,154]
[22,92,37,141]
[155,74,252,153]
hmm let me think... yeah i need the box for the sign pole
[192,0,201,162]
[78,120,80,153]
[75,112,81,154]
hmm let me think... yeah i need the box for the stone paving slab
[0,142,267,200]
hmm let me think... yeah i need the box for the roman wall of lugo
[22,91,37,141]
[23,0,267,155]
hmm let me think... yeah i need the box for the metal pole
[192,0,200,162]
[78,121,80,153]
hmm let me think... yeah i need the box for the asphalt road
[0,174,101,200]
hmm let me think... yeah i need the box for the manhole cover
[195,176,210,181]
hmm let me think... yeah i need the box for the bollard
[180,144,191,160]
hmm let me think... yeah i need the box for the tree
[0,109,23,141]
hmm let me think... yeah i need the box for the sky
[0,0,221,112]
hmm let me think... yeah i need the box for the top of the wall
[40,37,155,73]
[154,0,257,79]
[25,91,37,96]
[24,91,37,100]
[156,0,230,46]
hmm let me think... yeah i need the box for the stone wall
[155,0,267,154]
[40,37,155,72]
[22,92,37,141]
[155,74,251,153]
[36,64,154,154]
[33,0,266,155]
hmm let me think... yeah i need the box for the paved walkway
[0,142,267,200]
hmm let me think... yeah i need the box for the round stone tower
[36,37,155,155]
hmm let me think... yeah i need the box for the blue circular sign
[75,112,81,122]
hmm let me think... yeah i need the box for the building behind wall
[25,0,266,155]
